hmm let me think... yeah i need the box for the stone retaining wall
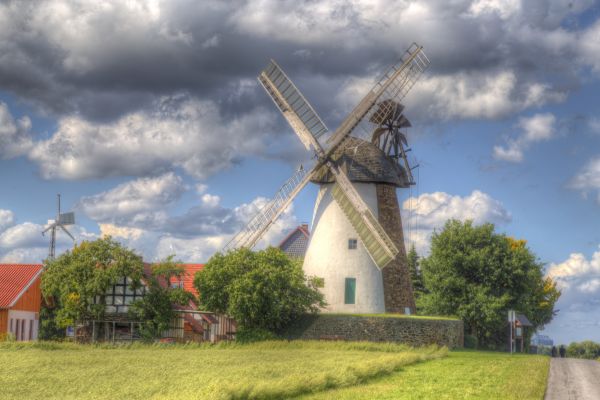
[283,314,464,348]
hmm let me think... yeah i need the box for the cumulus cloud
[0,209,14,232]
[542,246,600,343]
[0,0,596,124]
[0,102,32,159]
[78,173,185,227]
[569,157,600,203]
[402,190,511,254]
[97,195,298,262]
[29,95,277,180]
[493,113,557,162]
[0,0,596,180]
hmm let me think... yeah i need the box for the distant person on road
[551,346,558,357]
[559,345,566,358]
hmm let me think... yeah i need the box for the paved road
[545,358,600,400]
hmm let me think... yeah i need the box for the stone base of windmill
[281,314,464,348]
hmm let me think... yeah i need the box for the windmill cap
[311,137,411,187]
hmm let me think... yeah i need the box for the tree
[566,341,600,359]
[41,237,144,328]
[129,256,195,340]
[406,244,425,299]
[419,219,560,349]
[194,247,325,332]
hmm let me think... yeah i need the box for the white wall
[303,182,385,313]
[7,310,38,341]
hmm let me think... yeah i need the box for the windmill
[42,194,75,260]
[224,43,429,314]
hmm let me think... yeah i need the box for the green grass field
[0,341,445,400]
[300,350,550,400]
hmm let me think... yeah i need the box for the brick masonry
[284,314,464,348]
[376,183,417,313]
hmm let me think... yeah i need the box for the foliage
[128,256,195,340]
[300,351,549,400]
[194,247,325,332]
[418,220,561,349]
[406,244,426,305]
[0,340,445,400]
[41,237,144,327]
[38,304,65,340]
[566,341,600,360]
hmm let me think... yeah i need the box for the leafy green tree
[566,341,600,359]
[194,247,324,332]
[419,219,560,349]
[41,237,144,328]
[129,256,195,340]
[407,244,425,299]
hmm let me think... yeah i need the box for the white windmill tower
[224,43,429,314]
[42,194,76,260]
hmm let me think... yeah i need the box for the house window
[344,278,356,305]
[348,239,358,250]
[98,276,146,314]
[171,280,183,289]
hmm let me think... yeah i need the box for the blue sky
[0,0,599,344]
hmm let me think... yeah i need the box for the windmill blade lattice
[223,166,313,251]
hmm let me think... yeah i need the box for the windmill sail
[258,60,328,154]
[328,166,399,269]
[327,43,429,149]
[223,166,314,251]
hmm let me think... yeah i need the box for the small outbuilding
[0,264,43,341]
[278,224,310,258]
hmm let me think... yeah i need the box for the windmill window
[344,278,356,305]
[348,239,358,249]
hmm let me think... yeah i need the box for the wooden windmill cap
[311,137,411,187]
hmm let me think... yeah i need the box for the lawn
[300,350,550,400]
[0,341,445,400]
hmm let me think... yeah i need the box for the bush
[464,335,478,349]
[195,247,324,333]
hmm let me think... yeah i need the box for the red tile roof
[173,264,204,297]
[0,264,43,308]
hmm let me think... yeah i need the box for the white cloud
[97,196,298,262]
[402,190,511,254]
[579,20,600,73]
[542,246,600,343]
[569,157,600,203]
[547,248,600,283]
[78,173,185,225]
[0,102,32,159]
[337,71,565,123]
[468,0,521,20]
[0,209,14,232]
[29,94,276,180]
[493,113,556,162]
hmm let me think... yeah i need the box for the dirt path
[545,358,600,400]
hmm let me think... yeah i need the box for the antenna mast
[42,194,76,261]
